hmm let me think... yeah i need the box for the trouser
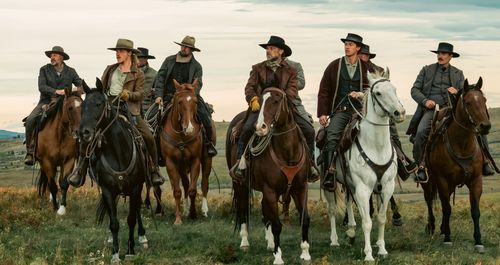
[237,111,259,159]
[24,103,44,152]
[324,110,353,153]
[196,95,214,142]
[412,109,434,164]
[135,115,158,163]
[295,111,316,160]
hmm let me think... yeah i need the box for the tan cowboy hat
[137,47,155,59]
[174,36,201,52]
[430,42,460,58]
[45,46,70,60]
[107,38,140,54]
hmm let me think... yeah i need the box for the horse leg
[422,182,435,235]
[436,181,452,244]
[468,178,484,253]
[234,181,250,250]
[58,159,75,215]
[390,196,404,226]
[346,195,357,244]
[166,159,183,225]
[102,188,120,263]
[153,185,163,215]
[180,170,190,218]
[261,188,284,264]
[353,185,374,261]
[144,184,152,210]
[126,190,142,258]
[376,181,395,258]
[281,193,291,224]
[324,190,340,246]
[200,156,211,217]
[46,168,59,211]
[291,188,311,262]
[188,159,201,219]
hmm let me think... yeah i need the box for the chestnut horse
[421,77,489,253]
[79,79,148,263]
[226,87,311,264]
[36,88,82,215]
[160,79,214,224]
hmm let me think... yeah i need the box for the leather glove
[250,96,260,112]
[120,90,130,101]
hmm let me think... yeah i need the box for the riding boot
[24,142,35,166]
[308,148,319,183]
[482,162,495,176]
[205,128,217,157]
[150,166,165,186]
[478,135,496,176]
[322,150,336,191]
[229,142,245,181]
[68,158,89,187]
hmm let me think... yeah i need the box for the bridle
[448,90,487,134]
[350,78,394,126]
[169,89,198,134]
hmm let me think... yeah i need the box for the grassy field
[1,111,500,264]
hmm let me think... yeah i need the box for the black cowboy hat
[174,36,201,52]
[430,42,460,58]
[137,47,155,59]
[341,33,364,46]
[45,46,70,60]
[259,35,292,57]
[360,44,376,59]
[107,38,140,54]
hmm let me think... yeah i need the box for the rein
[350,79,391,126]
[447,92,481,134]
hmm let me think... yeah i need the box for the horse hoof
[474,245,485,254]
[57,206,66,216]
[301,258,312,265]
[125,254,134,261]
[378,253,388,259]
[330,241,340,247]
[347,236,355,245]
[364,255,375,262]
[392,217,404,226]
[110,254,120,265]
[107,235,113,244]
[174,220,183,225]
[240,245,249,252]
[443,241,452,246]
[139,236,148,249]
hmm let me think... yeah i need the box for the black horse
[80,79,148,263]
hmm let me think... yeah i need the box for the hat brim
[138,55,156,59]
[174,41,201,52]
[107,47,140,54]
[430,50,460,58]
[341,38,364,46]
[259,43,292,57]
[45,51,70,60]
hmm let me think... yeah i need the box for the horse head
[79,78,109,142]
[62,87,83,139]
[367,68,406,123]
[255,87,289,137]
[458,77,490,134]
[172,79,198,135]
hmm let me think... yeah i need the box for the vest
[165,62,190,101]
[336,60,362,109]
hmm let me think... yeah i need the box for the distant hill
[0,130,23,139]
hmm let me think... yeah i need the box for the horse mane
[44,91,82,122]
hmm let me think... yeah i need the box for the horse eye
[375,92,382,96]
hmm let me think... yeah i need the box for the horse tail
[96,197,108,225]
[36,170,48,197]
[232,181,250,234]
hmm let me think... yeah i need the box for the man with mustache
[23,46,82,166]
[408,42,497,182]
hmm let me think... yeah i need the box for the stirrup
[414,167,429,183]
[229,162,245,182]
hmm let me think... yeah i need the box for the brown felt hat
[45,46,70,60]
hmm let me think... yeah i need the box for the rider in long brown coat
[230,35,319,181]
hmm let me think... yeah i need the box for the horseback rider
[408,42,496,182]
[317,33,369,191]
[24,46,82,166]
[358,44,418,178]
[68,38,165,187]
[153,35,217,157]
[137,47,158,114]
[229,35,319,182]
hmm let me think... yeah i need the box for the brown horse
[160,79,214,224]
[226,87,311,264]
[36,88,83,215]
[422,77,489,253]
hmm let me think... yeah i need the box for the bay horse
[160,79,213,224]
[324,69,405,261]
[421,77,489,253]
[226,87,311,264]
[36,88,82,215]
[79,79,148,263]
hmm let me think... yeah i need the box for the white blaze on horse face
[186,95,192,102]
[73,99,81,109]
[256,92,271,136]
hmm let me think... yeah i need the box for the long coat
[140,64,157,99]
[38,63,82,104]
[244,60,298,104]
[406,63,464,135]
[101,63,145,116]
[317,57,368,118]
[154,54,203,98]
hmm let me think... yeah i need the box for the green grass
[1,113,500,264]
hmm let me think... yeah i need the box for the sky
[1,0,500,132]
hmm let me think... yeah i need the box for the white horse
[324,69,406,261]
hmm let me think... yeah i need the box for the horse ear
[367,71,376,83]
[64,87,71,97]
[192,78,199,90]
[173,79,181,90]
[476,76,483,90]
[464,78,470,93]
[95,78,103,91]
[383,67,390,79]
[82,79,91,94]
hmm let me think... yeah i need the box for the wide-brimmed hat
[430,42,460,58]
[174,36,201,52]
[107,38,140,54]
[341,33,364,46]
[137,47,155,59]
[45,46,70,60]
[259,35,292,57]
[360,44,376,59]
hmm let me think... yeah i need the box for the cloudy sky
[1,0,499,132]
